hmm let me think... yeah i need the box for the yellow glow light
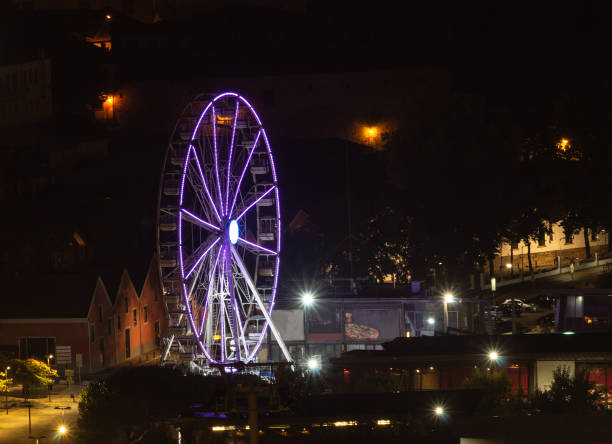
[106,96,113,103]
[213,334,221,341]
[377,419,391,426]
[434,406,444,415]
[58,425,67,435]
[212,426,235,431]
[105,14,112,20]
[364,126,378,138]
[333,420,357,427]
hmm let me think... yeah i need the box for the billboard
[271,309,305,342]
[307,302,342,340]
[344,308,400,341]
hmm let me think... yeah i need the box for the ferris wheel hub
[228,219,239,245]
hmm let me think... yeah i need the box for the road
[0,384,82,444]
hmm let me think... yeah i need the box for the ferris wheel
[157,92,292,367]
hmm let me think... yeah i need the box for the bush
[529,366,600,414]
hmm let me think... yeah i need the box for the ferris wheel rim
[168,91,281,364]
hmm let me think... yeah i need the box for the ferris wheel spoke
[233,185,275,221]
[230,245,292,363]
[183,237,220,281]
[180,208,220,232]
[212,106,224,215]
[228,130,261,217]
[237,237,278,256]
[198,246,222,337]
[224,99,240,217]
[190,144,222,223]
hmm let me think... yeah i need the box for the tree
[462,369,512,415]
[0,370,12,393]
[78,366,223,443]
[9,359,57,401]
[530,366,600,414]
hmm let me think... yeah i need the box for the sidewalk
[0,384,83,444]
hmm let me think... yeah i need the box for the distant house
[490,221,609,276]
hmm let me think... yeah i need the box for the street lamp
[443,292,455,333]
[4,366,9,415]
[434,406,444,416]
[307,357,320,371]
[427,317,435,326]
[302,292,314,307]
[46,354,53,367]
[506,262,512,279]
[488,350,499,362]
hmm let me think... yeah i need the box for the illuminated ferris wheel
[157,92,292,367]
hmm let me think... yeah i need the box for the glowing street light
[307,357,320,371]
[488,350,499,362]
[505,263,512,269]
[427,317,435,326]
[302,292,314,307]
[434,406,444,416]
[46,354,53,367]
[58,425,67,435]
[443,292,455,333]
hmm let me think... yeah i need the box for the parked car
[502,298,537,313]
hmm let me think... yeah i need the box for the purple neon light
[198,246,222,336]
[180,208,220,232]
[212,106,224,215]
[237,236,277,256]
[224,242,242,362]
[260,130,278,183]
[189,145,221,223]
[179,145,192,206]
[185,237,220,280]
[175,92,282,363]
[213,92,238,101]
[228,130,261,217]
[224,99,239,216]
[235,186,275,221]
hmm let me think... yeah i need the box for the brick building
[0,258,167,373]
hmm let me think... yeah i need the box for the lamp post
[45,354,53,367]
[506,262,512,279]
[4,366,9,415]
[302,292,315,359]
[443,292,455,333]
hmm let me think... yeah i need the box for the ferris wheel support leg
[162,334,175,361]
[230,245,293,364]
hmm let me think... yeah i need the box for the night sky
[1,2,610,298]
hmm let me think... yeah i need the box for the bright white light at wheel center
[228,220,239,244]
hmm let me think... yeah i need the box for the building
[0,258,167,372]
[491,221,609,276]
[332,333,612,408]
[267,291,490,368]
